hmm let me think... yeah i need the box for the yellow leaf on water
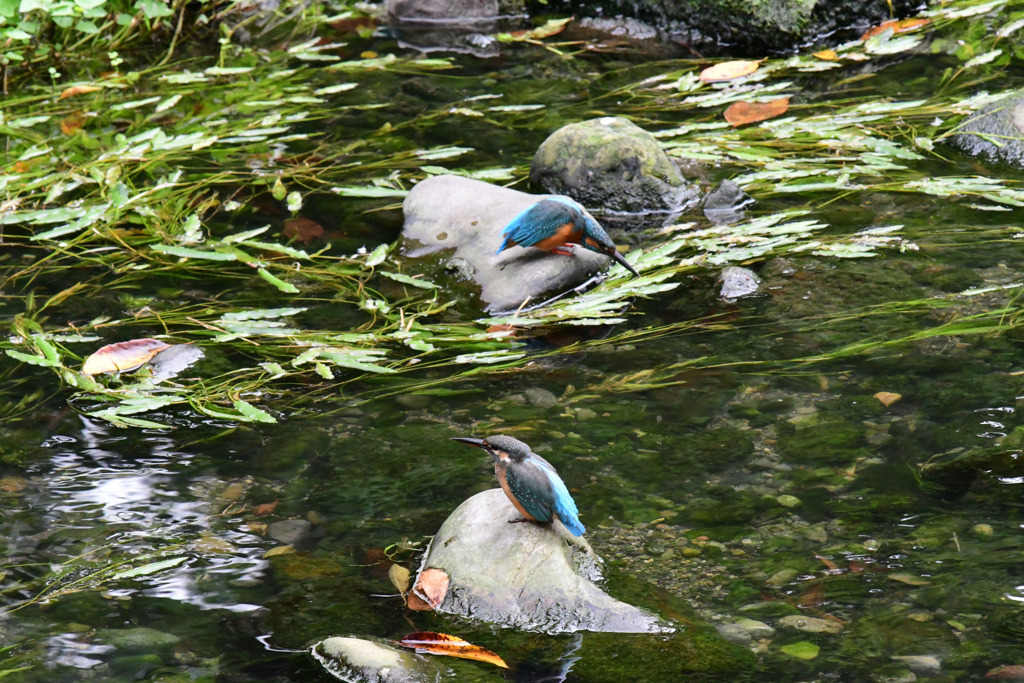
[873,391,902,407]
[82,338,170,375]
[388,563,411,600]
[699,59,763,83]
[813,49,838,60]
[398,631,508,669]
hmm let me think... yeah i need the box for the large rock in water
[410,488,670,633]
[402,174,613,312]
[529,117,699,215]
[311,636,451,682]
[950,90,1024,167]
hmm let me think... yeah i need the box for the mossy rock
[776,420,865,464]
[949,89,1024,167]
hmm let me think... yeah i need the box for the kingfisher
[451,434,586,536]
[497,196,641,279]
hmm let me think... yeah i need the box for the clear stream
[4,6,1024,683]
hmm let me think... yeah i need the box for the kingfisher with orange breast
[452,434,586,537]
[496,196,640,279]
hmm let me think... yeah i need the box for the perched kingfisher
[497,196,641,278]
[452,434,586,536]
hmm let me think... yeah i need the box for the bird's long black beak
[610,249,641,279]
[451,437,486,449]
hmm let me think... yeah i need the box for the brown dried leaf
[873,391,902,407]
[398,632,508,669]
[61,115,85,136]
[813,49,838,60]
[699,59,762,83]
[59,84,101,100]
[724,97,790,126]
[255,500,279,516]
[388,563,411,600]
[411,568,449,609]
[861,18,931,40]
[82,338,171,375]
[283,217,324,244]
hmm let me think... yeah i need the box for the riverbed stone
[892,655,942,677]
[412,488,669,633]
[267,519,312,545]
[778,615,843,634]
[719,266,762,302]
[529,117,699,214]
[402,174,613,312]
[949,90,1024,167]
[311,636,450,682]
[95,627,180,652]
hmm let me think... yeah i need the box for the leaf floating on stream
[82,339,170,375]
[724,97,790,126]
[397,632,508,669]
[699,59,763,82]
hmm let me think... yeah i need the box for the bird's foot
[507,518,532,525]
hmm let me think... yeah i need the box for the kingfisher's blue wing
[503,463,555,523]
[497,199,576,253]
[531,456,586,537]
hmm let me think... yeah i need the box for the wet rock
[892,655,942,677]
[764,568,799,587]
[872,663,917,683]
[529,117,699,215]
[385,0,511,56]
[311,636,450,682]
[267,519,312,546]
[777,615,843,634]
[703,180,754,224]
[576,16,659,41]
[109,654,163,679]
[402,174,611,312]
[719,266,762,302]
[735,618,775,639]
[525,387,558,409]
[949,91,1024,167]
[95,627,180,652]
[971,523,994,537]
[412,488,669,633]
[716,622,752,645]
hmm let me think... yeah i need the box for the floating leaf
[258,268,299,293]
[397,632,508,669]
[699,59,762,82]
[389,564,411,600]
[724,97,790,126]
[780,641,819,660]
[111,556,188,580]
[873,391,902,407]
[813,49,838,60]
[82,338,170,375]
[499,17,572,42]
[255,500,279,516]
[860,18,931,40]
[59,84,101,99]
[232,399,277,424]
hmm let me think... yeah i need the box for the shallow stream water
[4,7,1024,682]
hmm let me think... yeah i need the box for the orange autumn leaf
[255,500,279,516]
[82,338,170,375]
[815,553,840,571]
[861,18,931,40]
[61,115,85,135]
[699,59,762,83]
[873,391,902,407]
[813,49,838,60]
[398,632,508,669]
[724,97,790,126]
[410,568,449,610]
[59,84,102,100]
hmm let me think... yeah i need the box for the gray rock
[777,615,843,634]
[872,663,917,683]
[716,622,752,645]
[735,618,775,638]
[311,636,449,682]
[719,266,762,302]
[402,174,613,312]
[525,387,558,409]
[95,627,180,652]
[268,519,312,545]
[387,0,498,24]
[950,91,1024,167]
[529,117,699,214]
[891,655,941,677]
[148,344,204,381]
[413,488,670,633]
[703,179,754,224]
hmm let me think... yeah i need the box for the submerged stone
[719,266,762,302]
[949,90,1024,168]
[412,488,669,633]
[311,636,450,682]
[402,174,612,312]
[95,627,180,652]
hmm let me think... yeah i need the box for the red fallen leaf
[410,568,449,610]
[82,339,171,375]
[986,665,1024,679]
[59,84,101,100]
[699,59,763,83]
[283,217,324,244]
[724,97,790,126]
[815,554,840,571]
[255,500,279,516]
[398,631,508,669]
[861,18,931,40]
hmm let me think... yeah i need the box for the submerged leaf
[82,339,170,375]
[111,556,188,580]
[397,632,508,669]
[388,564,411,600]
[699,59,762,82]
[724,97,790,126]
